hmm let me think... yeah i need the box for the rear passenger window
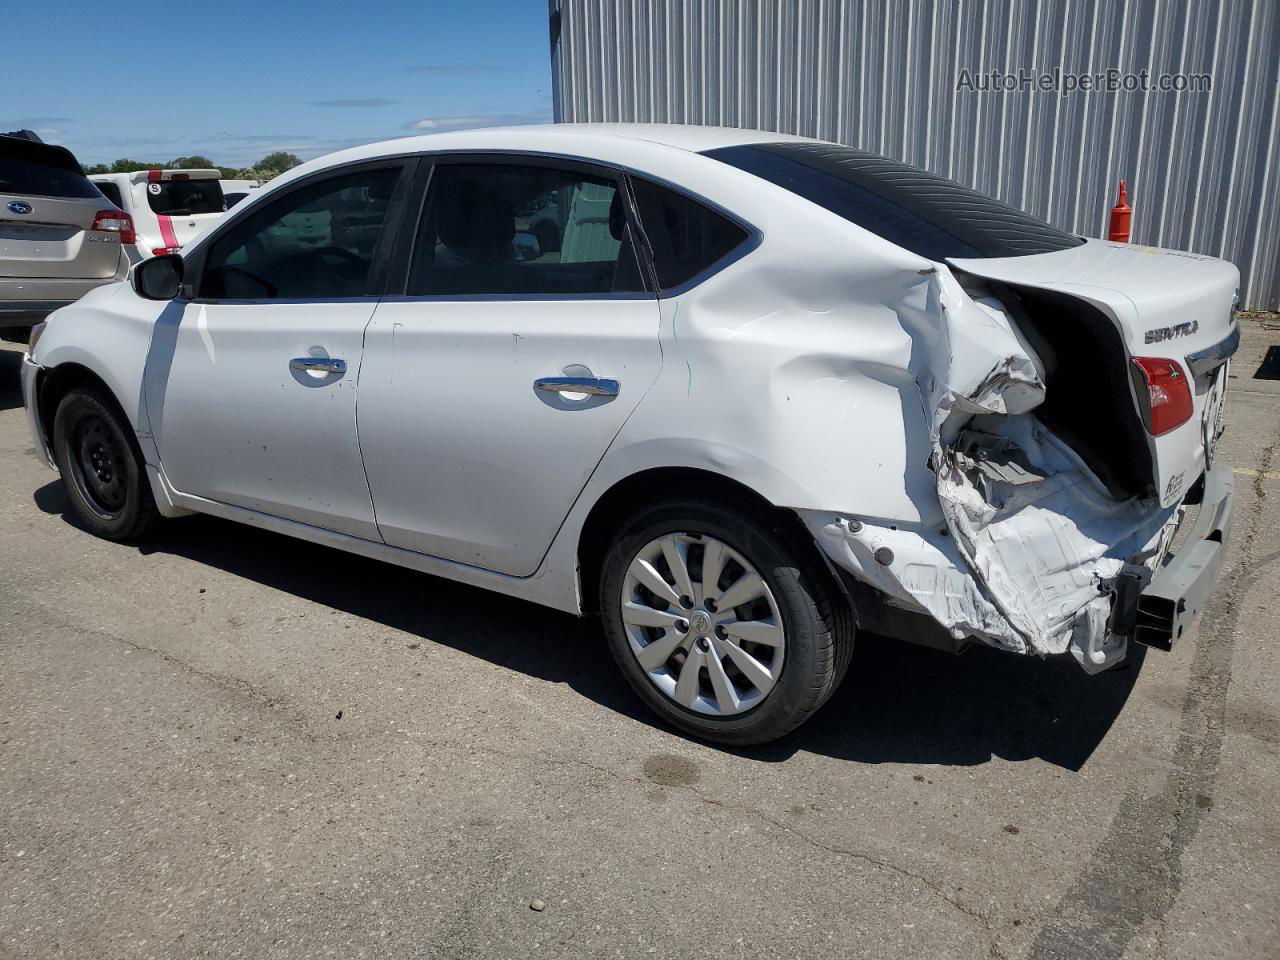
[201,166,401,300]
[95,181,124,208]
[630,179,748,290]
[407,163,646,297]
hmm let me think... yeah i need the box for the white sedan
[22,124,1238,744]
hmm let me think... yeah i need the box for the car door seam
[352,301,386,542]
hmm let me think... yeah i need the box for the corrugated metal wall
[550,0,1280,309]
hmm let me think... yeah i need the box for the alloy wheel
[620,532,786,717]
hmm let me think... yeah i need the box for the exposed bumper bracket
[1121,463,1233,651]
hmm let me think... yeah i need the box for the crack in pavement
[403,741,1009,953]
[9,595,301,722]
[1027,431,1279,960]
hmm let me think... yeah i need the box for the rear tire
[52,388,158,542]
[599,495,853,746]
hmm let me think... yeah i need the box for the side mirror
[512,229,542,262]
[132,254,184,300]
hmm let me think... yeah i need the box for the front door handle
[534,376,620,398]
[290,357,347,375]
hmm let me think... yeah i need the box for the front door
[357,158,662,575]
[147,161,411,540]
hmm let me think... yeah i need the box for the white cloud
[405,109,552,133]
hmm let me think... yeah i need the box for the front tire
[600,495,853,746]
[52,388,158,541]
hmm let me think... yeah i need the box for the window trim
[385,151,655,302]
[183,156,419,305]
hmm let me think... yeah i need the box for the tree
[83,153,300,181]
[109,158,159,173]
[256,152,301,174]
[170,155,216,170]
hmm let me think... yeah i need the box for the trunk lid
[949,238,1239,507]
[0,191,123,280]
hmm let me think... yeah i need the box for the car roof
[293,123,818,175]
[532,123,817,151]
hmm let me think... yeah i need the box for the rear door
[0,138,121,280]
[356,156,662,575]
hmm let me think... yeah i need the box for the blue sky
[0,0,553,168]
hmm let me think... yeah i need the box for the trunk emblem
[6,201,33,215]
[1144,320,1199,343]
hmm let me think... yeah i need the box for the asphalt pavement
[2,317,1278,959]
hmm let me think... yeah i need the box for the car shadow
[33,479,1142,772]
[1255,344,1280,381]
[0,345,24,412]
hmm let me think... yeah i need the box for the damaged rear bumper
[800,460,1233,674]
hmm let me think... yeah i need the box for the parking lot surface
[2,319,1278,960]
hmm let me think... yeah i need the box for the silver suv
[0,132,129,341]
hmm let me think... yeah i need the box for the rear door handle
[534,376,620,397]
[290,357,347,375]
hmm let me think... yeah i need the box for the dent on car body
[804,266,1177,672]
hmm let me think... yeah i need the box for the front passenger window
[201,166,401,300]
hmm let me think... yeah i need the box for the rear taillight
[151,246,181,256]
[1132,357,1194,436]
[91,209,136,245]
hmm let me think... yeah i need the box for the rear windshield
[703,142,1084,260]
[147,178,225,216]
[0,138,99,199]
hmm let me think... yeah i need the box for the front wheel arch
[37,363,126,449]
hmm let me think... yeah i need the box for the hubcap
[620,533,786,717]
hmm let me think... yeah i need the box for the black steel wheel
[52,387,158,541]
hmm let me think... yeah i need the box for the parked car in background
[220,178,262,209]
[1,131,129,341]
[89,169,226,262]
[22,125,1238,744]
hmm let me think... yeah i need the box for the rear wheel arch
[576,466,838,616]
